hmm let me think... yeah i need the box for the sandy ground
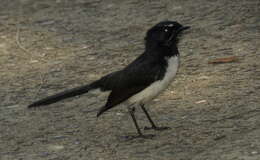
[0,0,260,160]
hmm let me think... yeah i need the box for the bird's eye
[164,29,168,32]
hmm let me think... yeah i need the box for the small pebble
[48,145,64,151]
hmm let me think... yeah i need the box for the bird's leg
[140,104,170,131]
[127,106,154,139]
[128,106,142,136]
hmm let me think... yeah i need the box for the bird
[28,21,190,138]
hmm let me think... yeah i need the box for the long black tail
[28,82,99,108]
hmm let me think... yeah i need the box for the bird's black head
[145,21,190,48]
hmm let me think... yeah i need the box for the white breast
[128,55,179,104]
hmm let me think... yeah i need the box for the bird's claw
[144,126,171,131]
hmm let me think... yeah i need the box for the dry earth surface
[0,0,260,160]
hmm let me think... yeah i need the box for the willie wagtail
[28,21,190,138]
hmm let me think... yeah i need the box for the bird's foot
[122,134,155,140]
[144,126,170,131]
[138,134,155,139]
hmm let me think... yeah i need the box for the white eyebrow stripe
[165,24,174,27]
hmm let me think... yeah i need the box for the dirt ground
[0,0,260,159]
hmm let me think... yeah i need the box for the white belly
[128,55,179,104]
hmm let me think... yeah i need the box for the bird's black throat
[145,39,179,58]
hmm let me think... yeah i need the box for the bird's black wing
[96,54,167,116]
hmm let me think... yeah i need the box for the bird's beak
[177,26,190,34]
